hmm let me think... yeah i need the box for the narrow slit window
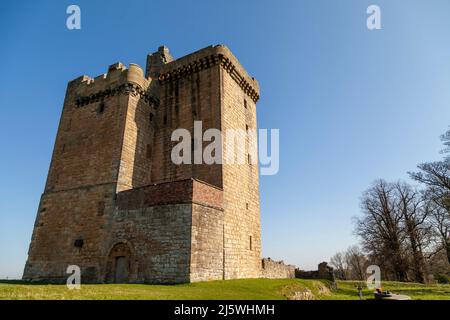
[97,102,105,114]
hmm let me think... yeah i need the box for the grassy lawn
[330,280,450,300]
[0,278,449,300]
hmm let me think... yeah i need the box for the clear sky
[1,0,450,278]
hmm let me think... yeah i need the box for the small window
[244,99,247,109]
[97,102,105,114]
[249,236,253,251]
[74,239,84,248]
[248,154,251,164]
[149,113,154,123]
[246,125,249,132]
[246,203,249,210]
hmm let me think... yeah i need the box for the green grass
[0,278,449,300]
[329,280,450,300]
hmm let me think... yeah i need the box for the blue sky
[1,0,450,278]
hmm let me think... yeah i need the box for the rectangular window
[244,99,247,109]
[249,236,253,251]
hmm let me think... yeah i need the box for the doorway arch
[105,242,133,283]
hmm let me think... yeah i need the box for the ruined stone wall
[261,258,296,279]
[295,262,335,281]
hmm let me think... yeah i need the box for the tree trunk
[406,223,428,283]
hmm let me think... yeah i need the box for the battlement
[158,45,260,102]
[66,62,158,108]
[67,45,259,105]
[68,62,150,97]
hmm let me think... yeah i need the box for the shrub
[435,274,450,284]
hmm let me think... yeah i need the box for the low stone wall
[261,258,295,279]
[295,262,335,281]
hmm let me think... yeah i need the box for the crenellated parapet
[74,83,159,107]
[68,62,159,108]
[158,45,260,103]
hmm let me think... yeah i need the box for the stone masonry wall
[115,179,224,283]
[110,203,192,283]
[150,48,223,188]
[221,53,262,279]
[23,62,148,282]
[261,258,296,279]
[23,184,116,283]
[24,45,263,284]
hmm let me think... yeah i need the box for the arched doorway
[105,242,132,283]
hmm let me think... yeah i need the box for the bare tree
[330,252,348,280]
[409,161,450,191]
[440,127,450,156]
[345,245,368,280]
[424,190,450,265]
[409,128,450,266]
[395,182,430,283]
[409,128,450,191]
[356,180,409,281]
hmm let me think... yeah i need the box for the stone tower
[23,45,262,283]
